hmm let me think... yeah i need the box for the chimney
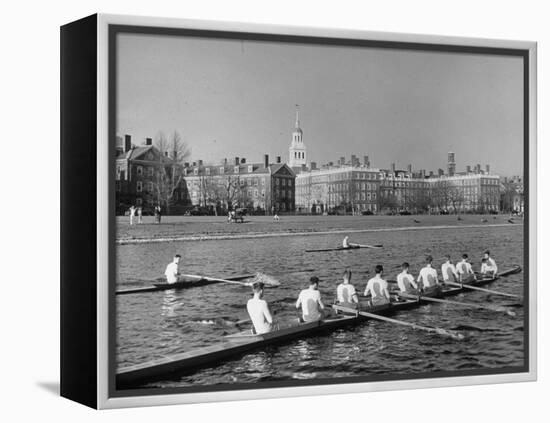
[192,161,196,166]
[311,161,317,170]
[475,164,481,173]
[264,154,269,168]
[438,168,444,177]
[276,156,281,164]
[198,159,203,166]
[145,137,152,146]
[351,154,358,167]
[466,165,471,173]
[486,164,490,173]
[124,134,132,152]
[363,155,369,167]
[340,156,345,166]
[235,157,240,166]
[420,169,426,178]
[184,162,189,168]
[224,158,228,164]
[328,161,334,167]
[164,151,168,157]
[391,163,396,173]
[429,170,434,177]
[241,158,246,164]
[407,164,412,174]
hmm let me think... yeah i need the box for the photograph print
[112,25,529,395]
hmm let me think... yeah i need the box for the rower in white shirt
[364,265,391,306]
[481,250,498,277]
[336,269,358,304]
[417,255,440,292]
[164,254,181,284]
[396,262,419,294]
[441,254,459,283]
[456,253,476,282]
[296,276,325,322]
[246,282,273,334]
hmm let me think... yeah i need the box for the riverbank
[116,214,521,244]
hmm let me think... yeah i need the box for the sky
[117,33,524,176]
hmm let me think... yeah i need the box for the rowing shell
[116,265,521,386]
[116,274,255,295]
[305,243,383,253]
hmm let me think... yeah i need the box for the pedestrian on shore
[156,204,162,224]
[129,205,136,225]
[137,206,143,224]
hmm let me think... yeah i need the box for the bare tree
[448,187,464,214]
[153,130,191,213]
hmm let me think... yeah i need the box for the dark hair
[444,254,451,259]
[462,253,468,259]
[484,250,490,255]
[425,255,433,263]
[375,264,383,274]
[481,258,487,263]
[402,262,409,269]
[175,254,182,258]
[343,269,352,281]
[309,276,320,285]
[252,282,265,292]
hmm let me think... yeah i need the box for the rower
[482,250,498,277]
[417,255,440,294]
[336,269,358,304]
[296,276,325,322]
[246,282,273,334]
[364,265,391,306]
[342,236,351,249]
[457,253,476,282]
[164,254,181,284]
[396,262,419,294]
[441,254,459,283]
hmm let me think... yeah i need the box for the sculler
[296,276,325,322]
[457,253,476,282]
[336,270,358,304]
[164,254,181,284]
[417,255,440,294]
[441,254,459,283]
[396,262,419,294]
[364,265,391,305]
[481,250,498,277]
[246,282,273,334]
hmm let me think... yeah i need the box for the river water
[115,215,525,388]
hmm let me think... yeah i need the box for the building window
[220,166,225,174]
[137,166,143,176]
[136,181,143,192]
[136,198,142,206]
[276,179,280,186]
[149,167,154,177]
[147,182,153,193]
[248,165,253,173]
[115,180,121,192]
[194,168,199,175]
[205,167,211,175]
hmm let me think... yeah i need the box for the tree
[153,130,191,213]
[448,187,465,214]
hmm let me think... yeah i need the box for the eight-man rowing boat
[116,265,521,387]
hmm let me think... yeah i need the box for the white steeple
[288,105,306,168]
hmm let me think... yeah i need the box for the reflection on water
[117,221,525,388]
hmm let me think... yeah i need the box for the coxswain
[364,265,391,306]
[164,254,181,284]
[441,254,459,283]
[482,250,498,277]
[457,254,476,282]
[296,276,325,322]
[336,269,358,304]
[246,282,273,334]
[396,262,419,294]
[417,255,440,294]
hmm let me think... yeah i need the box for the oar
[333,304,464,341]
[398,292,516,316]
[180,273,254,287]
[354,243,383,249]
[443,280,521,299]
